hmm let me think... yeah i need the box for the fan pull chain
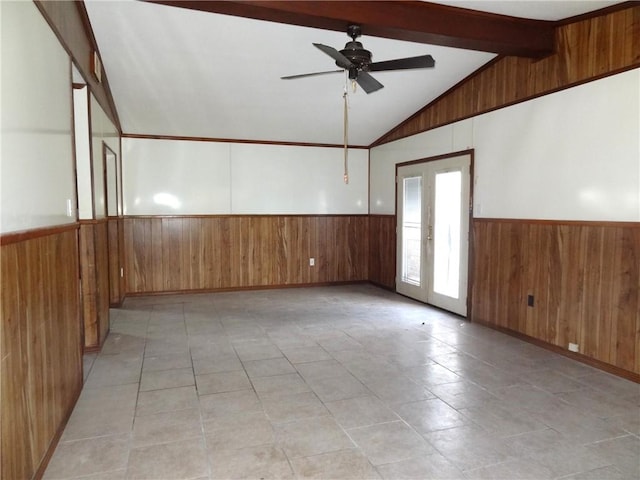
[343,85,349,184]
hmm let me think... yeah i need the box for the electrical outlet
[309,258,315,266]
[568,342,579,352]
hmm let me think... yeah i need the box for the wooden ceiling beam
[147,0,555,58]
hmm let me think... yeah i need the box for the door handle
[427,225,433,241]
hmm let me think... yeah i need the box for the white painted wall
[124,138,231,215]
[370,69,640,222]
[370,120,473,214]
[473,70,639,221]
[1,1,76,233]
[74,86,121,220]
[74,86,93,219]
[230,144,368,214]
[105,147,119,216]
[123,138,368,215]
[90,94,120,219]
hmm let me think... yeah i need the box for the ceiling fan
[281,25,435,94]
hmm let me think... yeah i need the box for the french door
[396,153,471,316]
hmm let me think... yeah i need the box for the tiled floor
[45,284,639,480]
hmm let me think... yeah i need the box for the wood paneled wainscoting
[368,214,396,290]
[124,215,369,294]
[79,219,110,350]
[1,225,83,479]
[471,218,640,378]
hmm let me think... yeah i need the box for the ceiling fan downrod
[343,81,349,184]
[346,24,361,41]
[340,25,372,70]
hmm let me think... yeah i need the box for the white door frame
[395,150,473,316]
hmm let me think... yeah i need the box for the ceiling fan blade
[313,43,353,69]
[281,70,343,80]
[369,54,435,72]
[356,71,384,94]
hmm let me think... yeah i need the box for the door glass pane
[402,176,422,286]
[433,170,461,298]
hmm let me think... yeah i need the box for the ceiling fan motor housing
[339,41,372,70]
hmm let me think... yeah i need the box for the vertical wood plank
[582,226,604,359]
[495,222,511,328]
[471,221,488,323]
[150,217,163,292]
[95,221,110,345]
[182,217,193,290]
[162,217,182,292]
[538,224,552,344]
[506,223,526,332]
[611,227,639,371]
[118,217,126,302]
[219,217,232,288]
[196,217,210,289]
[275,216,287,285]
[107,218,121,305]
[229,216,242,288]
[487,221,502,327]
[556,224,585,349]
[598,227,617,363]
[368,215,396,289]
[308,217,317,284]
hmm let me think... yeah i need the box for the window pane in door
[433,171,461,298]
[402,176,422,286]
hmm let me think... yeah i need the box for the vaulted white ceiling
[84,0,621,146]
